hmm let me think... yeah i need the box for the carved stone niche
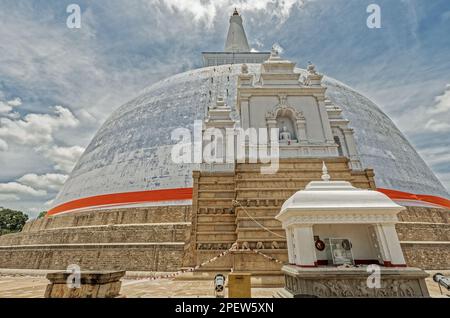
[277,266,429,298]
[265,96,307,143]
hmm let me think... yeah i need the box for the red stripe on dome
[47,188,193,216]
[377,188,450,209]
[47,187,449,216]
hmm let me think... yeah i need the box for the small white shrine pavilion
[276,163,407,268]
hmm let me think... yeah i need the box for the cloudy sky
[0,0,449,217]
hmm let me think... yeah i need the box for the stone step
[197,207,235,215]
[237,228,286,240]
[197,214,236,223]
[236,207,280,218]
[235,161,348,171]
[196,232,237,241]
[234,198,286,206]
[236,217,282,228]
[197,222,236,232]
[197,184,235,191]
[236,191,296,200]
[236,171,352,179]
[236,177,318,182]
[198,190,235,199]
[236,187,299,191]
[236,181,308,189]
[197,198,234,206]
[198,180,235,185]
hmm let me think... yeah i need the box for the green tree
[38,211,47,219]
[0,207,29,236]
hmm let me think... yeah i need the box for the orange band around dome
[47,187,449,216]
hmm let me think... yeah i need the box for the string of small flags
[122,243,284,286]
[122,248,233,285]
[250,248,284,264]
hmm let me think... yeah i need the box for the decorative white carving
[282,213,399,228]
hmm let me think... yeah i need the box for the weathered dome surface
[51,64,449,213]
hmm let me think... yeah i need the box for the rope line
[233,200,285,238]
[122,200,287,286]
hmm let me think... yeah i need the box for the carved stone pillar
[295,118,307,142]
[316,98,335,143]
[240,96,250,130]
[343,128,362,170]
[285,227,296,264]
[292,225,316,267]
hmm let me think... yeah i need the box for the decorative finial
[271,45,279,58]
[241,63,248,74]
[321,161,331,181]
[233,8,239,16]
[307,62,317,74]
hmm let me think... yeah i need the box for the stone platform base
[278,265,430,298]
[45,271,126,298]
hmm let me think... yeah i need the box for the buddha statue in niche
[279,126,292,141]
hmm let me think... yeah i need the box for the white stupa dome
[48,63,449,215]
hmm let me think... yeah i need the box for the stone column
[316,98,334,143]
[240,97,250,130]
[374,224,406,267]
[296,119,307,143]
[292,225,316,267]
[343,128,362,170]
[266,118,277,142]
[380,224,407,266]
[285,227,296,264]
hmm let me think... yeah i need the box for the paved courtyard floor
[0,270,448,298]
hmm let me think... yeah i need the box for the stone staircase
[191,172,236,272]
[188,158,375,285]
[232,159,356,276]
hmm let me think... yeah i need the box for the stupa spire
[225,8,251,52]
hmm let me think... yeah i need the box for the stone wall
[401,243,450,270]
[0,206,192,271]
[0,244,184,271]
[0,224,189,246]
[397,206,450,270]
[396,223,450,242]
[22,205,192,232]
[398,206,449,224]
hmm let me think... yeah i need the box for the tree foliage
[38,211,47,219]
[0,207,29,236]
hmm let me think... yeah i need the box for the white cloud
[0,194,20,201]
[429,84,450,115]
[0,182,47,197]
[41,145,85,173]
[157,0,302,26]
[0,105,79,146]
[17,173,68,192]
[0,138,7,151]
[424,119,450,133]
[0,97,21,113]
